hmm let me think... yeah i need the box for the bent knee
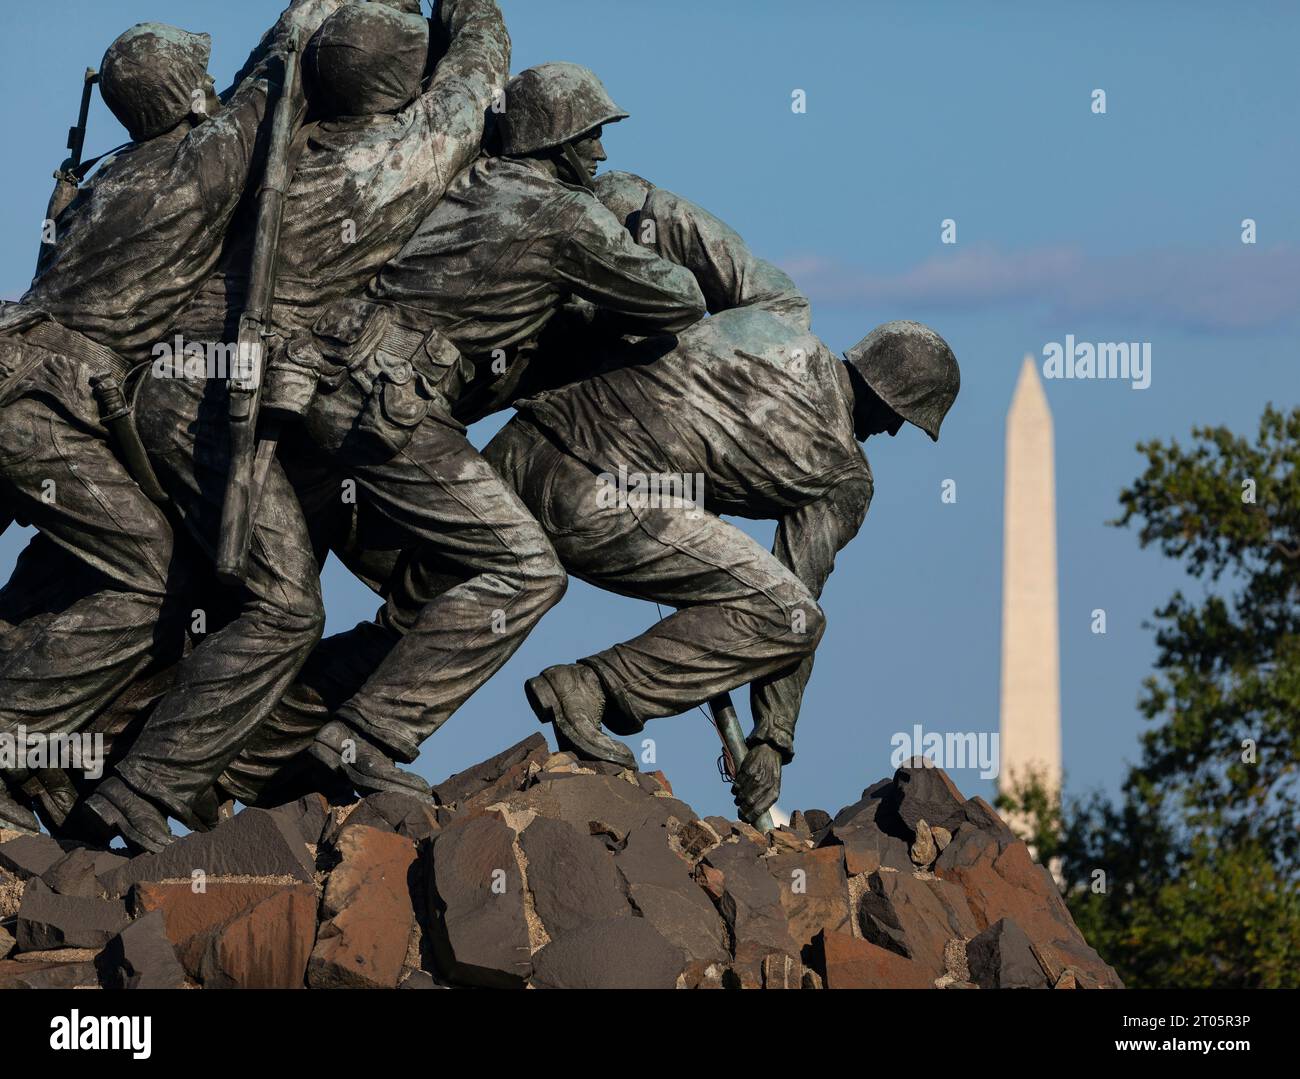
[522,547,568,611]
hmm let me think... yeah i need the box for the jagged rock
[531,916,683,989]
[764,845,852,951]
[935,829,1121,987]
[101,808,315,896]
[890,760,968,835]
[425,812,531,988]
[960,796,1019,842]
[267,793,331,847]
[518,816,628,939]
[966,917,1050,989]
[910,819,938,866]
[132,880,317,981]
[646,770,673,794]
[39,847,128,897]
[327,790,442,844]
[431,733,549,809]
[857,868,979,977]
[0,867,24,919]
[821,794,913,875]
[98,909,187,989]
[0,833,78,880]
[679,958,727,989]
[704,841,795,955]
[197,884,318,989]
[613,826,728,964]
[761,950,804,989]
[0,957,101,989]
[309,824,417,989]
[511,772,696,837]
[16,879,130,951]
[770,828,811,853]
[803,809,832,836]
[811,929,935,989]
[932,826,952,851]
[787,810,813,841]
[670,817,722,861]
[694,862,725,901]
[0,925,14,959]
[399,969,443,989]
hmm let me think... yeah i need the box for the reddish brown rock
[431,734,549,809]
[812,929,936,989]
[764,845,852,951]
[309,824,418,989]
[197,884,318,989]
[857,868,979,977]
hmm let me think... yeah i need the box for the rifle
[44,68,99,227]
[708,692,777,833]
[215,33,302,586]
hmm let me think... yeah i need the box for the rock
[425,812,531,988]
[431,733,549,808]
[531,916,684,989]
[936,830,1122,987]
[890,760,968,835]
[0,957,101,989]
[932,826,952,851]
[39,847,129,897]
[770,828,811,853]
[16,879,130,951]
[398,969,442,989]
[910,819,938,866]
[309,823,417,989]
[267,792,331,847]
[857,868,979,977]
[802,809,832,836]
[811,929,935,989]
[132,880,317,981]
[694,862,725,901]
[98,909,187,989]
[518,816,629,939]
[0,924,13,959]
[614,826,728,964]
[328,790,441,843]
[966,918,1050,989]
[646,770,673,794]
[787,810,813,840]
[764,846,852,951]
[703,842,795,955]
[0,867,23,919]
[101,807,315,896]
[0,833,78,880]
[960,796,1019,842]
[821,792,913,875]
[761,951,803,989]
[511,773,696,838]
[670,818,721,861]
[196,884,318,989]
[678,958,727,989]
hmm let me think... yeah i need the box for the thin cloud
[782,244,1300,333]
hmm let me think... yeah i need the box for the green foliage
[1001,405,1300,988]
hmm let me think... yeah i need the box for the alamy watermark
[890,723,1000,779]
[0,726,104,779]
[1042,335,1151,389]
[596,466,706,518]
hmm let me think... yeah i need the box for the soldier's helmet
[844,321,960,441]
[497,63,629,156]
[100,24,212,142]
[306,3,429,118]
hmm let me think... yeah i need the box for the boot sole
[308,741,437,806]
[84,792,172,855]
[525,673,636,769]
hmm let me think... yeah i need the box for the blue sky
[2,1,1297,820]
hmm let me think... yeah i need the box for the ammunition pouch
[295,298,461,458]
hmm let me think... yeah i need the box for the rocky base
[0,736,1122,989]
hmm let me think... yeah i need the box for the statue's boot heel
[525,668,636,770]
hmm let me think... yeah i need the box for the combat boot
[0,775,40,834]
[525,663,636,769]
[82,777,175,854]
[310,719,435,804]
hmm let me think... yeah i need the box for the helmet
[844,320,960,441]
[497,62,628,156]
[305,4,429,118]
[100,24,212,141]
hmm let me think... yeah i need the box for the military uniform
[0,3,337,826]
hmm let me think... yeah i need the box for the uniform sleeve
[748,468,872,761]
[556,196,707,335]
[413,0,512,194]
[636,187,812,329]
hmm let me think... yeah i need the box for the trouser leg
[327,410,566,761]
[485,416,824,729]
[116,371,324,818]
[0,380,189,755]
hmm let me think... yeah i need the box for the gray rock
[0,924,13,960]
[100,807,315,896]
[703,842,795,955]
[0,834,80,880]
[518,816,628,939]
[267,793,331,847]
[328,790,442,843]
[431,734,549,808]
[17,878,131,951]
[614,827,728,963]
[891,760,968,835]
[531,916,685,989]
[910,819,938,866]
[98,909,187,989]
[857,868,979,978]
[966,917,1050,989]
[40,848,129,897]
[426,813,531,988]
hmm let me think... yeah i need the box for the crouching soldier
[481,179,960,821]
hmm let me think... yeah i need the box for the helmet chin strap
[559,141,596,191]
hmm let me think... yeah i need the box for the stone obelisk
[999,357,1062,814]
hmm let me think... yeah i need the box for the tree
[999,405,1300,988]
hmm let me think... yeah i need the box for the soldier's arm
[556,196,707,335]
[748,469,872,762]
[224,0,345,97]
[413,0,511,193]
[595,171,812,328]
